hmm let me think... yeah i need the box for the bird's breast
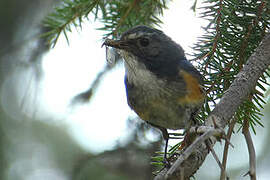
[125,76,194,130]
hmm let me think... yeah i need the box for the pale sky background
[32,0,269,179]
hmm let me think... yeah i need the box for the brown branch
[165,127,222,177]
[238,1,265,68]
[112,0,140,36]
[220,117,237,180]
[206,140,224,173]
[71,63,112,104]
[154,33,270,180]
[203,0,223,72]
[242,118,257,180]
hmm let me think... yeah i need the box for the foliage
[192,0,270,132]
[43,0,169,47]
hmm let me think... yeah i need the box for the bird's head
[103,25,187,79]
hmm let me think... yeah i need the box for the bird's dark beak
[102,39,128,50]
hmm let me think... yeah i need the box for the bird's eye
[139,38,149,47]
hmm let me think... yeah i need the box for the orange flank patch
[178,70,204,105]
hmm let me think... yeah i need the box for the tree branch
[243,118,257,180]
[220,117,237,180]
[71,63,113,104]
[154,33,270,180]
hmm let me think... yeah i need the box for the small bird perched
[103,25,204,163]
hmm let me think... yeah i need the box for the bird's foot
[162,157,171,168]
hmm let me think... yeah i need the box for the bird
[102,25,205,164]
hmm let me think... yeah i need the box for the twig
[70,63,112,104]
[242,118,257,180]
[206,140,225,175]
[220,117,237,180]
[165,127,219,178]
[112,0,140,36]
[203,0,223,72]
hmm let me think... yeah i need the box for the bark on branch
[154,33,270,180]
